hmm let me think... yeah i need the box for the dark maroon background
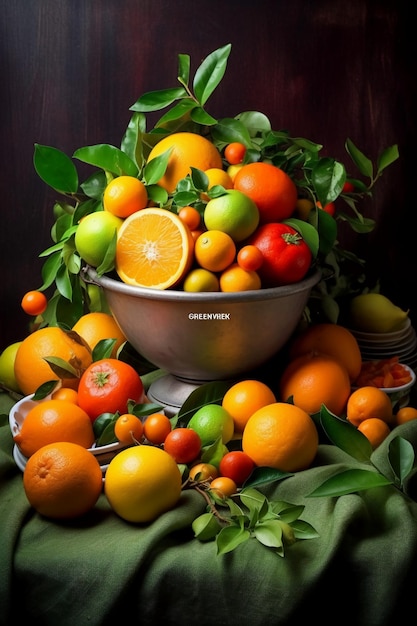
[1,0,415,351]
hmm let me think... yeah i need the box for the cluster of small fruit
[74,133,319,294]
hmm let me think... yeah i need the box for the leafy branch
[189,482,318,557]
[308,406,415,496]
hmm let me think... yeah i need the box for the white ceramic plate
[348,317,411,340]
[354,362,416,408]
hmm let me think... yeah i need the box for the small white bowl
[9,394,126,473]
[354,362,416,409]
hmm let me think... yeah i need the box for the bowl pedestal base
[146,374,204,417]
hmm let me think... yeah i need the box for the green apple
[0,341,22,392]
[75,211,123,267]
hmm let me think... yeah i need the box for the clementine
[72,312,127,359]
[279,353,351,416]
[288,323,362,383]
[23,441,103,519]
[14,327,92,396]
[346,386,393,427]
[13,399,95,458]
[233,161,297,223]
[242,402,318,472]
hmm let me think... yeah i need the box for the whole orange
[14,327,93,396]
[289,323,362,383]
[242,402,318,472]
[147,132,222,192]
[194,230,236,273]
[23,441,103,519]
[103,175,148,218]
[114,413,144,444]
[13,399,95,458]
[233,162,297,223]
[395,406,417,425]
[221,379,277,433]
[72,312,127,358]
[357,417,391,449]
[210,476,238,498]
[346,386,393,427]
[219,264,261,292]
[279,353,351,416]
[143,413,172,445]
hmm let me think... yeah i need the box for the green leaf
[377,144,399,174]
[173,190,200,207]
[211,117,253,146]
[216,524,250,555]
[146,184,169,206]
[190,107,218,126]
[177,381,233,425]
[284,218,320,258]
[143,148,172,185]
[311,158,345,205]
[34,144,79,193]
[239,488,269,524]
[40,252,64,290]
[43,356,78,379]
[291,519,320,540]
[192,512,221,541]
[91,338,117,361]
[130,87,187,112]
[387,435,415,486]
[243,466,292,489]
[177,53,190,87]
[155,99,197,127]
[55,263,73,300]
[308,468,392,497]
[314,210,338,255]
[32,380,59,400]
[254,519,284,549]
[193,43,232,105]
[345,138,373,179]
[238,111,272,137]
[73,144,138,177]
[94,412,117,441]
[129,402,164,418]
[274,504,305,524]
[121,112,147,170]
[319,406,373,462]
[80,171,107,200]
[190,167,209,191]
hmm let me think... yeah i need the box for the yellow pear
[349,293,409,333]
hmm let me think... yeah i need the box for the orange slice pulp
[115,207,194,289]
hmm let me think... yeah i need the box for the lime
[0,341,22,392]
[188,404,234,446]
[183,268,220,292]
[203,189,259,242]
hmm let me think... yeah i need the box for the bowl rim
[83,266,322,303]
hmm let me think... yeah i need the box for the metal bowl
[85,268,320,412]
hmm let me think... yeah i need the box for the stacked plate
[349,318,417,370]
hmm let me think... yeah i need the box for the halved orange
[115,207,194,289]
